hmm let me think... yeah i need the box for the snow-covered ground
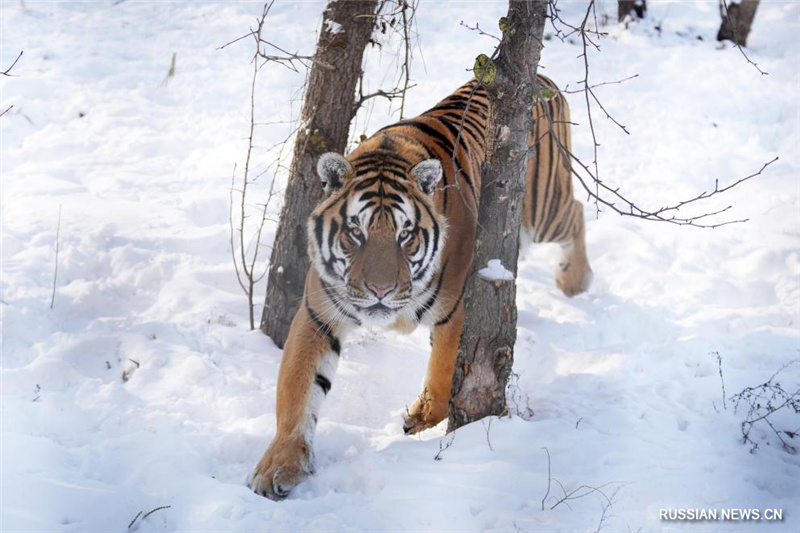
[2,1,799,531]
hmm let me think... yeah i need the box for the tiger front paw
[555,260,592,297]
[403,392,448,435]
[248,436,312,500]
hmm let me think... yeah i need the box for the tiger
[249,74,592,500]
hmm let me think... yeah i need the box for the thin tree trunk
[618,0,646,22]
[260,0,378,348]
[717,0,760,47]
[448,0,548,432]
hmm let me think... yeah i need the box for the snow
[2,1,799,532]
[325,20,344,35]
[478,259,515,282]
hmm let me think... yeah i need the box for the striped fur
[249,75,592,500]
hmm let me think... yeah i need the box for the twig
[352,0,420,138]
[562,73,639,94]
[550,481,619,511]
[141,505,171,521]
[398,0,413,119]
[596,485,623,533]
[50,205,61,309]
[218,2,330,73]
[128,505,171,529]
[540,75,777,228]
[715,352,727,411]
[481,417,494,451]
[578,0,603,215]
[127,512,142,529]
[453,1,774,232]
[719,0,768,76]
[541,446,624,512]
[541,446,552,511]
[730,358,799,454]
[433,430,456,461]
[460,20,501,42]
[1,51,23,118]
[353,85,417,117]
[1,51,23,76]
[229,2,284,330]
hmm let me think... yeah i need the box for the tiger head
[307,151,448,327]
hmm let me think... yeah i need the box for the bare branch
[352,0,420,130]
[229,3,284,330]
[540,1,775,228]
[50,205,61,309]
[353,85,416,116]
[218,2,332,73]
[564,145,776,227]
[128,505,171,529]
[217,30,256,51]
[541,446,625,513]
[229,164,248,296]
[397,0,414,118]
[719,0,767,75]
[1,50,22,76]
[1,51,23,117]
[460,20,501,42]
[562,73,639,94]
[541,447,552,511]
[730,358,800,454]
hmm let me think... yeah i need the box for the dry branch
[50,205,61,309]
[544,0,775,228]
[229,3,281,330]
[541,446,625,512]
[1,51,22,76]
[718,0,765,76]
[730,358,799,454]
[128,505,171,529]
[1,50,23,117]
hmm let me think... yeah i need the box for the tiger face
[307,152,448,327]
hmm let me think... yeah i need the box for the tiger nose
[366,282,396,299]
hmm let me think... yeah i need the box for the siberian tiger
[249,74,592,500]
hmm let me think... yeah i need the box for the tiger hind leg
[553,199,592,297]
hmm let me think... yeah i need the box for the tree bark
[260,0,378,348]
[618,0,646,22]
[717,0,760,47]
[448,0,548,432]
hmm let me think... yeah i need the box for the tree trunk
[618,0,646,22]
[448,0,548,432]
[260,0,378,348]
[717,0,760,47]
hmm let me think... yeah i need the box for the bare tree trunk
[717,0,760,47]
[448,0,548,432]
[618,0,646,22]
[260,0,378,348]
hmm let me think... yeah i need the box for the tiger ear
[317,152,352,193]
[410,159,442,195]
